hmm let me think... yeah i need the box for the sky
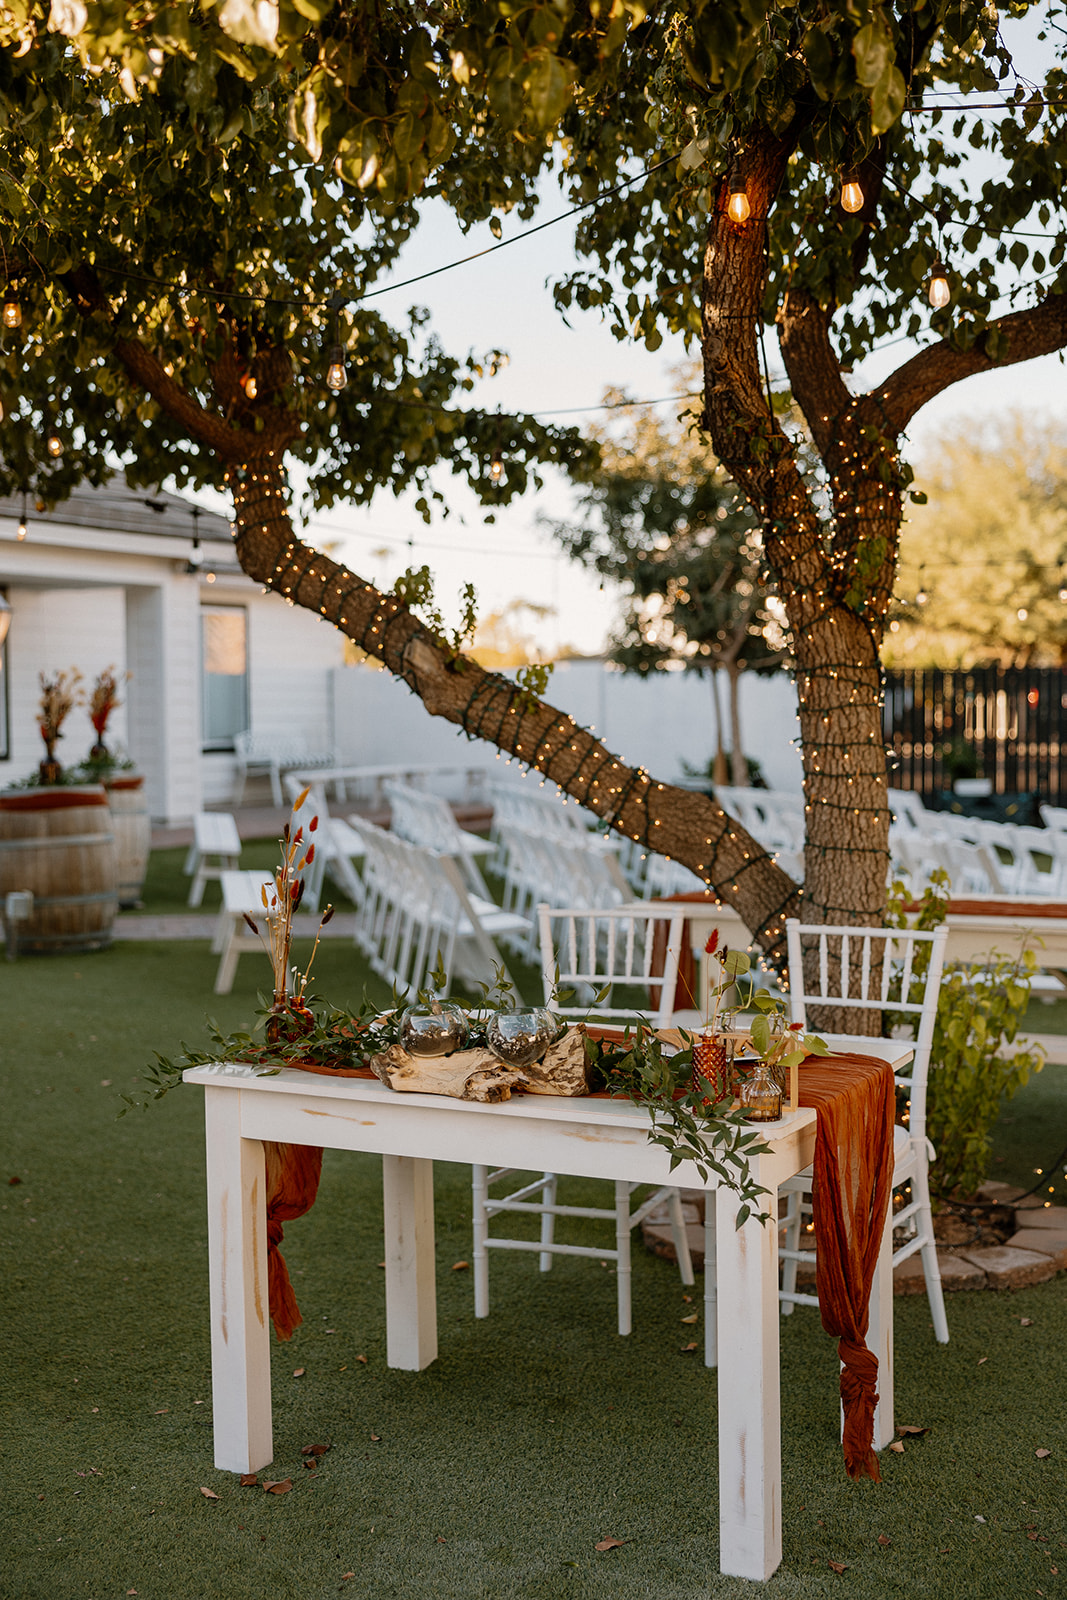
[199,9,1067,659]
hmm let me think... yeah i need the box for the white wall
[330,659,803,793]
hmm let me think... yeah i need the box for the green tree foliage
[5,2,1067,957]
[548,384,790,784]
[888,413,1067,668]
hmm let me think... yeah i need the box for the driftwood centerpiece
[367,1023,593,1101]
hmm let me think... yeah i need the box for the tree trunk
[727,664,747,788]
[709,670,730,787]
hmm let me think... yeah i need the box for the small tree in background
[548,388,790,787]
[888,412,1067,668]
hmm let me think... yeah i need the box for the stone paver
[955,1244,1058,1290]
[1014,1205,1067,1231]
[1008,1229,1067,1269]
[893,1251,987,1293]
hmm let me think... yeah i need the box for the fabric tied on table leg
[800,1052,896,1482]
[264,1141,324,1340]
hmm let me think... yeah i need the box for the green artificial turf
[1,934,1065,1600]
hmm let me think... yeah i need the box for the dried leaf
[828,1559,848,1574]
[897,1425,929,1437]
[154,1408,169,1415]
[595,1537,627,1552]
[1036,1448,1052,1459]
[263,1479,293,1494]
[888,1441,905,1454]
[680,1314,698,1325]
[199,1487,220,1500]
[680,1342,698,1353]
[301,1443,330,1457]
[451,1260,469,1271]
[239,1473,259,1487]
[1020,1317,1035,1327]
[356,1354,368,1365]
[978,1357,988,1365]
[292,1368,305,1378]
[370,1434,381,1442]
[341,1573,355,1581]
[877,1534,891,1545]
[8,1175,22,1186]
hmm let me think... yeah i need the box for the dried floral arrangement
[37,668,83,781]
[87,666,127,758]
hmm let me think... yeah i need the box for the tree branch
[879,292,1067,434]
[777,286,852,459]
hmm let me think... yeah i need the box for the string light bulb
[928,259,951,309]
[2,295,21,329]
[840,174,864,214]
[17,517,26,540]
[490,449,504,483]
[45,427,63,459]
[325,344,347,391]
[241,372,258,400]
[726,171,751,225]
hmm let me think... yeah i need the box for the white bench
[184,812,243,907]
[213,870,276,995]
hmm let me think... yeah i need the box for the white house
[0,483,344,821]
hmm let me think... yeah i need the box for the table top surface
[183,1033,911,1142]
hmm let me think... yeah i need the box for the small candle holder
[738,1060,783,1122]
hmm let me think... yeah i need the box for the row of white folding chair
[974,821,1067,897]
[714,787,805,854]
[774,918,950,1345]
[472,902,698,1337]
[353,818,528,999]
[891,830,1005,895]
[383,780,494,898]
[493,821,631,952]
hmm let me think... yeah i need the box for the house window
[201,605,248,752]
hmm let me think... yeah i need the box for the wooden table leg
[382,1155,438,1371]
[715,1185,782,1581]
[204,1087,273,1474]
[868,1199,895,1451]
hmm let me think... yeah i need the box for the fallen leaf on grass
[680,1342,698,1354]
[828,1560,849,1574]
[897,1425,929,1437]
[356,1355,368,1365]
[1036,1449,1052,1459]
[239,1474,259,1488]
[302,1443,330,1457]
[199,1487,219,1501]
[8,1175,22,1186]
[341,1573,354,1581]
[680,1314,698,1325]
[89,1468,103,1477]
[978,1357,988,1365]
[324,1328,336,1335]
[436,1536,446,1543]
[888,1441,905,1454]
[370,1434,381,1443]
[877,1534,891,1546]
[292,1368,305,1378]
[263,1479,292,1495]
[1020,1317,1035,1326]
[595,1537,627,1552]
[452,1261,469,1271]
[154,1409,169,1415]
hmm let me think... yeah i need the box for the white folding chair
[472,902,698,1337]
[384,779,495,898]
[777,918,950,1343]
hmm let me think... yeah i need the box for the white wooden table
[184,1040,907,1582]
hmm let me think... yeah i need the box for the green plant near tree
[886,870,1044,1202]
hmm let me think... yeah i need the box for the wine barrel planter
[0,787,118,954]
[104,775,151,908]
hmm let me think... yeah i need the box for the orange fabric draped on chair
[798,1052,896,1482]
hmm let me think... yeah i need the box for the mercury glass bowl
[485,1007,557,1069]
[399,999,469,1058]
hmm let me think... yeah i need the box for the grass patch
[1,929,1065,1598]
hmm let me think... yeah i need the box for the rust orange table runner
[259,1049,894,1481]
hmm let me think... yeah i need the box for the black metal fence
[883,667,1067,807]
